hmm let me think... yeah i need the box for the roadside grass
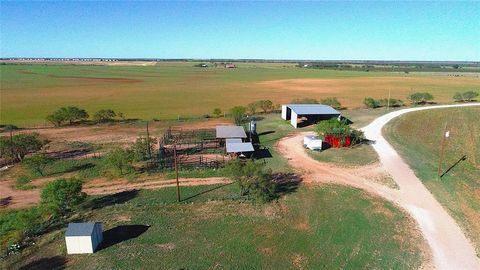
[254,114,296,172]
[384,107,480,255]
[308,143,379,167]
[4,184,426,270]
[2,63,479,126]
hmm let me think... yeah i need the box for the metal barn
[281,104,340,128]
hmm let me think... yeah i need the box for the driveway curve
[361,103,480,270]
[277,103,480,269]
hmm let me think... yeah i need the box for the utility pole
[146,121,151,159]
[173,142,181,202]
[438,122,449,177]
[386,89,391,111]
[9,128,14,165]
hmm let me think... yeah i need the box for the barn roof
[286,104,340,115]
[226,142,254,153]
[216,125,247,139]
[65,223,98,237]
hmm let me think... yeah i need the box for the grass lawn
[308,143,379,167]
[4,184,426,270]
[384,107,480,255]
[2,62,479,126]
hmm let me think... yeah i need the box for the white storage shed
[65,222,103,254]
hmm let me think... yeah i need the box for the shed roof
[216,125,247,139]
[226,142,254,153]
[226,138,243,144]
[65,223,98,237]
[286,104,340,115]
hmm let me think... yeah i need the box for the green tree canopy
[23,153,54,176]
[132,136,158,161]
[93,109,117,122]
[106,147,134,175]
[453,91,479,102]
[0,133,45,161]
[363,97,382,108]
[229,106,247,125]
[407,92,434,105]
[225,160,276,202]
[40,178,86,216]
[46,106,89,126]
[321,97,342,109]
[212,108,223,118]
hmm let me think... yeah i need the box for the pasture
[384,107,480,254]
[1,62,479,126]
[3,184,426,270]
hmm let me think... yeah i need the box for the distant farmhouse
[225,63,236,68]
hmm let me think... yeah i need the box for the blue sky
[1,1,479,61]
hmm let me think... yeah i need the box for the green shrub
[40,178,86,216]
[93,109,117,122]
[0,133,45,162]
[212,108,223,118]
[408,92,434,105]
[16,175,32,186]
[229,106,247,125]
[22,153,54,176]
[363,97,382,108]
[453,91,479,102]
[321,97,342,109]
[291,98,319,104]
[225,160,276,203]
[46,106,89,126]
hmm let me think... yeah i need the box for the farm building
[65,222,103,254]
[216,125,254,155]
[303,135,323,151]
[225,63,236,68]
[281,104,340,128]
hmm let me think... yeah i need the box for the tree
[105,147,134,175]
[131,136,158,161]
[46,106,89,126]
[291,98,319,104]
[23,153,54,176]
[453,91,478,102]
[258,100,274,113]
[363,97,381,108]
[212,108,223,118]
[408,92,434,105]
[229,106,247,125]
[247,102,258,115]
[40,178,86,216]
[93,109,116,122]
[0,133,44,162]
[225,160,276,202]
[321,97,342,109]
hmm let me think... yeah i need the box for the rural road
[361,103,480,270]
[278,103,480,270]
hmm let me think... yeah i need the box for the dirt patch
[157,243,176,251]
[292,253,308,270]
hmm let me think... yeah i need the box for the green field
[1,62,479,126]
[4,184,426,270]
[384,107,480,254]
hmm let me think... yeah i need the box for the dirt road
[278,103,480,270]
[362,103,480,270]
[0,177,231,209]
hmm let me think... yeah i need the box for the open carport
[281,104,340,128]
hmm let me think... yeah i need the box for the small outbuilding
[215,125,247,139]
[281,104,340,128]
[65,222,103,254]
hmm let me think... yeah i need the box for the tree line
[46,106,125,127]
